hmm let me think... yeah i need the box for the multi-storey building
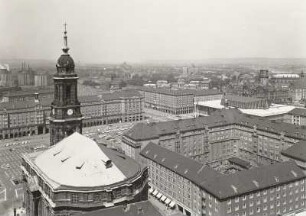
[140,88,194,114]
[22,133,148,216]
[34,74,51,87]
[282,140,306,171]
[1,88,54,102]
[18,63,35,86]
[291,78,306,104]
[0,64,13,87]
[220,95,270,109]
[193,89,223,103]
[140,87,222,115]
[284,108,306,126]
[0,91,144,140]
[270,73,300,89]
[122,109,306,165]
[141,142,306,216]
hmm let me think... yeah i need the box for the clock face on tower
[67,109,74,116]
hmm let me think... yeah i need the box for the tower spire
[62,22,69,54]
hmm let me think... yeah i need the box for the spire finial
[62,22,69,54]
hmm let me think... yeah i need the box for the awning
[161,195,167,202]
[169,201,176,208]
[149,188,153,193]
[152,190,158,196]
[165,198,171,204]
[156,193,162,199]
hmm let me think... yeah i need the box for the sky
[0,0,306,63]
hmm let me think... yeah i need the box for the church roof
[34,132,139,189]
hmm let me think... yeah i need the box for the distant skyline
[0,0,306,63]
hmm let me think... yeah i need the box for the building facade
[1,88,54,103]
[0,65,13,87]
[18,63,35,86]
[284,108,306,126]
[220,95,270,109]
[140,88,194,114]
[291,78,306,104]
[0,91,144,140]
[122,109,306,165]
[141,142,306,216]
[140,87,222,115]
[35,74,51,87]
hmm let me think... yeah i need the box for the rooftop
[224,94,267,103]
[287,108,306,117]
[197,99,296,117]
[140,87,221,96]
[281,141,306,162]
[101,90,142,101]
[125,108,306,142]
[141,142,305,200]
[140,142,221,189]
[26,133,141,190]
[291,78,306,89]
[79,201,163,216]
[205,160,305,200]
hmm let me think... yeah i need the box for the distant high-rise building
[49,24,83,145]
[259,69,269,86]
[0,64,13,87]
[17,62,35,86]
[34,73,50,87]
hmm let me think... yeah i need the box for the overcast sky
[0,0,305,63]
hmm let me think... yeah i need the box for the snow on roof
[240,104,295,117]
[197,100,295,117]
[35,132,126,188]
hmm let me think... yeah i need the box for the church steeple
[62,23,69,54]
[49,23,83,146]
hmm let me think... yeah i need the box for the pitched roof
[204,161,305,200]
[281,141,306,162]
[140,142,221,188]
[141,143,305,200]
[287,108,306,117]
[79,201,163,216]
[101,90,142,101]
[124,108,306,143]
[291,78,306,89]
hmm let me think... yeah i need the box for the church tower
[49,24,83,145]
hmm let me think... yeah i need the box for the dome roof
[35,132,128,188]
[56,54,75,69]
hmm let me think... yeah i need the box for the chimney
[123,203,130,212]
[34,92,39,103]
[137,207,144,215]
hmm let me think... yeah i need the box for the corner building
[141,143,306,216]
[22,133,148,216]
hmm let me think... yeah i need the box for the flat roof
[197,100,296,117]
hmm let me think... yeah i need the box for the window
[71,193,79,203]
